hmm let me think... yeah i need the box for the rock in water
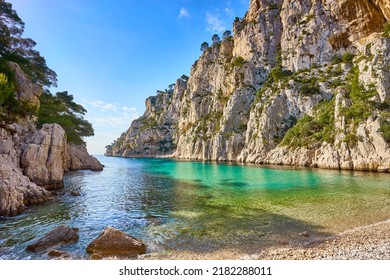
[47,250,71,259]
[26,225,79,252]
[70,191,81,196]
[86,227,146,258]
[299,231,310,237]
[67,143,104,171]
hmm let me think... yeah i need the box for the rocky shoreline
[0,63,103,217]
[12,219,390,260]
[142,219,390,260]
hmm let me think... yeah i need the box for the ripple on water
[1,157,390,259]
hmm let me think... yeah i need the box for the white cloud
[179,7,190,19]
[224,7,234,17]
[92,117,129,126]
[86,99,118,112]
[82,99,139,127]
[206,12,226,33]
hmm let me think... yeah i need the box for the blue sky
[8,0,249,154]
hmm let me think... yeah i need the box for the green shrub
[0,72,18,121]
[38,91,94,145]
[281,99,335,147]
[384,22,390,38]
[231,56,246,68]
[331,55,342,65]
[380,123,390,144]
[330,79,343,88]
[331,65,343,76]
[341,52,355,63]
[299,80,320,95]
[237,122,248,132]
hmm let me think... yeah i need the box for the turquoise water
[1,156,390,259]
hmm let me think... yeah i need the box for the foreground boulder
[26,225,79,252]
[86,227,146,258]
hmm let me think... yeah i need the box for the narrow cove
[1,156,390,259]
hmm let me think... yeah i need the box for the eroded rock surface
[67,143,103,171]
[86,227,146,258]
[106,0,390,173]
[0,127,52,216]
[21,124,67,190]
[26,225,79,252]
[0,63,103,216]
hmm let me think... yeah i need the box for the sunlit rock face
[0,65,103,216]
[106,0,390,173]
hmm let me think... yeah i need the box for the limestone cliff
[0,63,103,216]
[106,0,390,173]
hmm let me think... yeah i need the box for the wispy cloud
[178,7,190,19]
[224,7,234,17]
[92,116,130,126]
[82,99,140,154]
[86,100,118,112]
[206,12,226,33]
[83,99,139,127]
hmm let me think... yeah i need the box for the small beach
[143,219,390,260]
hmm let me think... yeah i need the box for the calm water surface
[1,156,390,259]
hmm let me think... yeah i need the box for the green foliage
[0,68,37,122]
[331,55,342,65]
[341,67,377,126]
[344,133,360,146]
[0,73,7,84]
[341,52,355,63]
[330,78,343,88]
[281,99,335,147]
[141,117,158,130]
[299,13,315,25]
[38,91,94,145]
[0,1,57,87]
[200,42,209,52]
[231,56,245,68]
[380,123,390,144]
[192,110,223,140]
[299,81,320,95]
[268,4,279,10]
[223,133,233,139]
[330,52,355,65]
[384,22,390,38]
[269,49,292,83]
[237,122,248,132]
[252,87,265,106]
[0,72,18,121]
[331,65,343,76]
[217,89,229,106]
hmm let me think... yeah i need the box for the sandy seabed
[141,219,390,260]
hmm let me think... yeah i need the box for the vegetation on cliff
[38,91,94,145]
[0,1,94,144]
[106,0,390,172]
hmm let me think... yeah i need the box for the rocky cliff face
[106,0,390,173]
[0,64,103,216]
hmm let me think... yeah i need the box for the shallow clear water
[1,156,390,259]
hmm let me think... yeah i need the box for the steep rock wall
[0,64,103,216]
[106,0,390,172]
